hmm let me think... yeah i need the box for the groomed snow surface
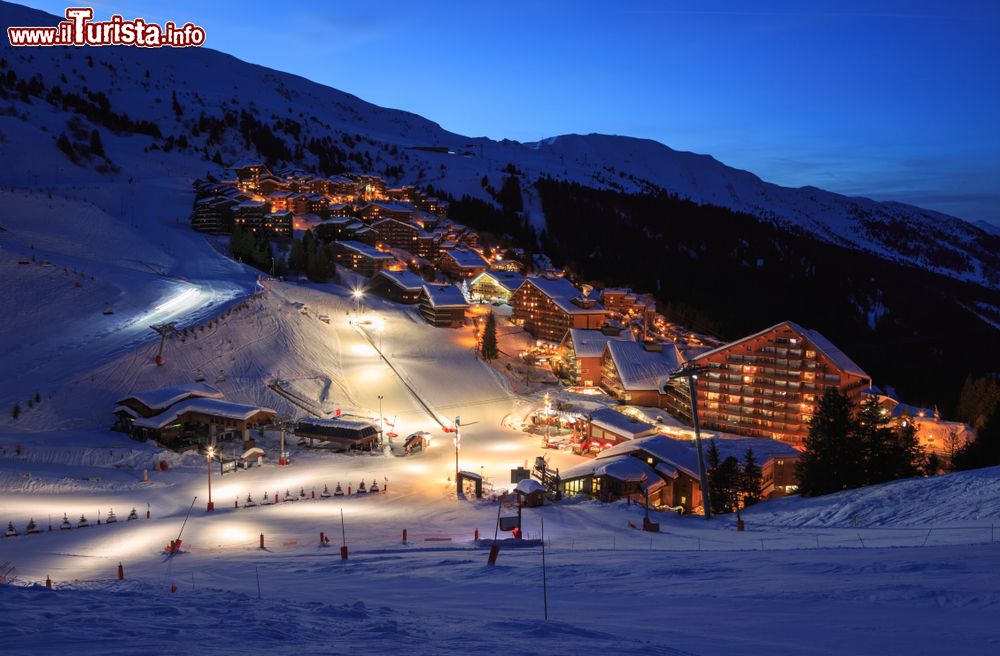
[2,275,999,654]
[0,179,997,654]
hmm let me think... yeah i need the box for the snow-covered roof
[130,398,275,429]
[336,240,394,260]
[692,321,870,380]
[298,416,376,430]
[242,447,265,459]
[444,248,489,269]
[117,383,224,412]
[562,456,664,492]
[588,407,658,439]
[565,328,635,358]
[373,269,425,290]
[372,217,418,230]
[891,402,937,420]
[605,340,682,391]
[471,270,526,293]
[515,479,545,494]
[422,284,470,309]
[362,202,417,214]
[597,434,800,482]
[798,324,870,379]
[525,277,604,315]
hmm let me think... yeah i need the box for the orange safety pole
[259,533,265,549]
[117,562,124,580]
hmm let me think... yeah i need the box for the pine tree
[953,404,1000,470]
[706,439,720,471]
[481,312,499,360]
[796,388,860,496]
[288,238,306,273]
[856,395,921,485]
[305,246,332,283]
[89,129,105,158]
[741,448,762,507]
[957,375,1000,430]
[712,456,741,514]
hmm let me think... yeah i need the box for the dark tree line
[952,375,1000,470]
[706,442,763,515]
[288,230,334,283]
[533,177,1000,418]
[796,390,924,496]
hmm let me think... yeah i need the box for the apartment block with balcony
[509,277,606,343]
[662,321,871,447]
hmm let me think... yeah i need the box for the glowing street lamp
[378,394,384,446]
[352,288,364,315]
[206,446,215,512]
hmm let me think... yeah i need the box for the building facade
[509,277,606,343]
[663,321,871,446]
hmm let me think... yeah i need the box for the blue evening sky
[25,0,1000,225]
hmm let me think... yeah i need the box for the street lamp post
[206,446,214,512]
[667,366,713,519]
[378,395,384,447]
[454,416,461,495]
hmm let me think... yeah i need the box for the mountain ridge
[0,0,996,289]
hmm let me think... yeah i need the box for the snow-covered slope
[743,466,1000,528]
[0,1,995,288]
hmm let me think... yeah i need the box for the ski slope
[2,273,1000,654]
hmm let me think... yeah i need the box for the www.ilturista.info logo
[7,7,206,48]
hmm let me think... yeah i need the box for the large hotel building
[663,321,871,446]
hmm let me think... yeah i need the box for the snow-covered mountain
[0,1,996,289]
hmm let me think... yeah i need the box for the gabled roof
[692,321,870,380]
[372,217,418,231]
[522,277,604,315]
[373,269,425,291]
[362,202,417,214]
[422,284,470,309]
[597,434,801,482]
[116,383,224,412]
[515,479,545,495]
[565,328,635,358]
[297,416,376,430]
[443,248,489,269]
[471,270,526,293]
[605,341,682,391]
[589,407,659,439]
[335,241,394,260]
[561,455,665,492]
[797,324,869,379]
[125,398,275,429]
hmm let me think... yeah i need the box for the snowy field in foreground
[1,186,998,654]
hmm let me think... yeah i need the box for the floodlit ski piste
[2,185,1000,655]
[0,2,998,654]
